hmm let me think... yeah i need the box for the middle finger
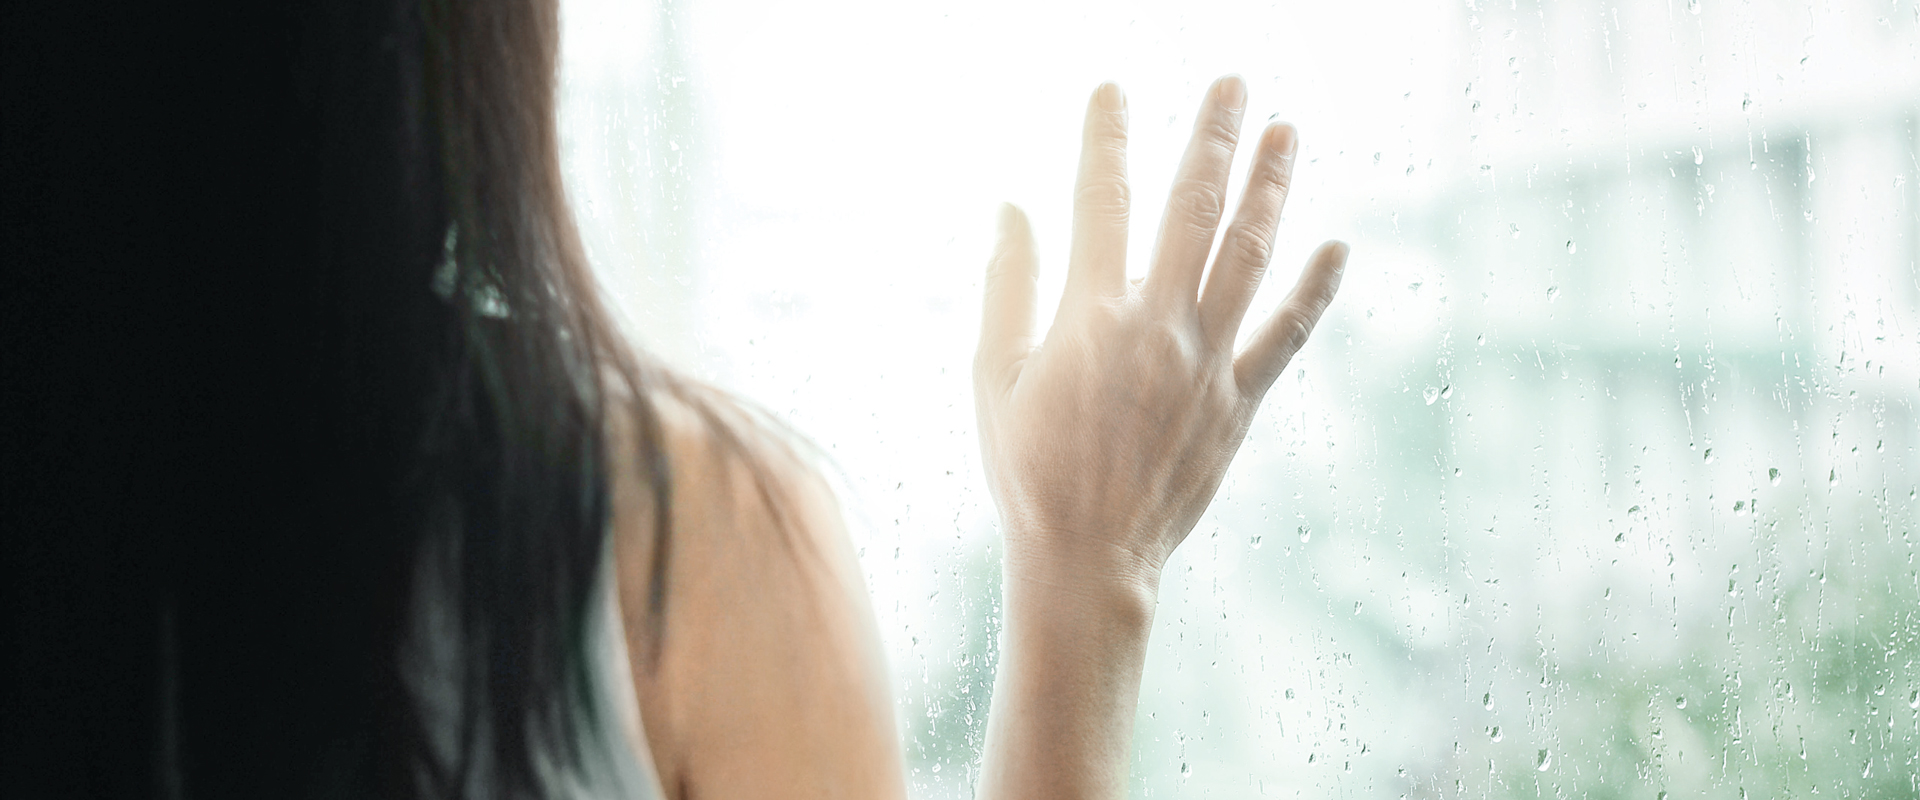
[1144,75,1246,312]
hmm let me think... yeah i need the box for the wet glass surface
[560,1,1920,796]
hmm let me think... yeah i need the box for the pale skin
[610,75,1348,800]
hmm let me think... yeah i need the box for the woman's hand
[974,76,1348,596]
[973,77,1348,800]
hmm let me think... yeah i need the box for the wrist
[984,523,1161,800]
[1000,527,1163,634]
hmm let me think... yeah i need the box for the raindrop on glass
[1483,692,1494,710]
[1565,240,1577,254]
[1181,762,1192,778]
[1703,448,1714,464]
[1489,726,1503,742]
[1675,696,1687,709]
[1686,0,1700,14]
[1546,286,1560,302]
[1741,93,1752,112]
[1769,467,1781,485]
[1423,386,1441,405]
[1298,525,1312,543]
[1907,689,1918,710]
[1509,222,1521,238]
[1692,146,1704,165]
[1535,749,1551,771]
[1249,534,1262,549]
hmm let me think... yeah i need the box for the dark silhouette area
[6,2,674,797]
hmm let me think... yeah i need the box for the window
[559,0,1919,796]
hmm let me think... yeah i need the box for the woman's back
[611,385,903,796]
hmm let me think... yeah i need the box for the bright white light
[561,1,1920,797]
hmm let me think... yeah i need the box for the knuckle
[1301,289,1333,321]
[1199,116,1241,149]
[1074,178,1131,219]
[1083,139,1130,166]
[1266,162,1294,196]
[1225,228,1275,272]
[983,250,1023,283]
[1167,181,1226,226]
[1285,315,1315,351]
[1138,320,1198,365]
[984,252,1010,280]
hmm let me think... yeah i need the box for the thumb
[975,203,1039,394]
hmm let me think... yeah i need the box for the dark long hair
[5,0,795,797]
[394,0,671,795]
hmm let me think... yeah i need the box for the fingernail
[1096,82,1125,112]
[998,202,1022,235]
[1267,121,1298,155]
[1216,75,1245,111]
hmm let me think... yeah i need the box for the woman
[4,0,1345,797]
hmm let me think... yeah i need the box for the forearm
[968,75,1344,800]
[976,537,1161,800]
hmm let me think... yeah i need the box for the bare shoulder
[608,381,903,800]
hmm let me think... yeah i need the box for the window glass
[559,1,1919,796]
